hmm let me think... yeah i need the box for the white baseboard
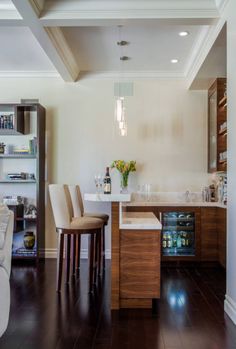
[40,248,111,260]
[224,295,236,324]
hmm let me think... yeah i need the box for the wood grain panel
[217,208,227,268]
[201,207,218,261]
[120,229,160,299]
[120,298,152,309]
[111,202,120,310]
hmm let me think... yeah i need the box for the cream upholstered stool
[49,184,103,292]
[68,185,109,275]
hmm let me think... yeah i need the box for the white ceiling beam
[40,18,217,28]
[40,0,220,26]
[0,19,24,27]
[28,0,45,17]
[11,0,79,82]
[215,0,229,14]
[0,0,24,26]
[186,17,226,89]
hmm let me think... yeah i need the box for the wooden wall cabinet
[208,78,227,173]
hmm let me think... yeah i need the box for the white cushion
[0,209,13,277]
[0,233,5,249]
[0,205,9,214]
[0,251,4,265]
[0,267,10,337]
[0,205,10,249]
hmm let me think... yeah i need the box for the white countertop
[84,193,227,209]
[120,212,162,230]
[84,193,131,202]
[125,201,227,209]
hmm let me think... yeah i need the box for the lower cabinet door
[120,230,160,299]
[218,208,227,268]
[201,207,218,261]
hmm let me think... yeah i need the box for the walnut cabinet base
[111,203,161,310]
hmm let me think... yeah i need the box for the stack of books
[7,173,29,180]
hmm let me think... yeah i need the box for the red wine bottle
[104,167,111,194]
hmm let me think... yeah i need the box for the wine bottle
[104,167,111,194]
[162,233,167,249]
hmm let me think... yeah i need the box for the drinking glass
[143,184,152,201]
[98,174,104,193]
[94,175,99,193]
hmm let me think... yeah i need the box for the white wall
[223,0,236,325]
[0,78,209,255]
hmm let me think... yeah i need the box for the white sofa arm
[0,209,13,338]
[0,267,10,337]
[0,210,14,277]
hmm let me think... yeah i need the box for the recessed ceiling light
[179,31,189,37]
[171,59,178,64]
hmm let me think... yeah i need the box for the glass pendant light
[115,97,124,122]
[115,26,128,136]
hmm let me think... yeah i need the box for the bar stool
[49,184,104,292]
[68,185,109,275]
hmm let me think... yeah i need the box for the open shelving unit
[208,78,227,173]
[0,103,45,261]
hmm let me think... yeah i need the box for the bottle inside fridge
[162,211,195,256]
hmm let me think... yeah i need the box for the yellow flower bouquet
[111,160,136,192]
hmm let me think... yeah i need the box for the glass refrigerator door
[162,212,195,256]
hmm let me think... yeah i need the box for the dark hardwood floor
[0,260,235,349]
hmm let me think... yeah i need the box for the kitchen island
[84,194,162,310]
[117,210,162,309]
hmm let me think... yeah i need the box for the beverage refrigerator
[161,211,197,257]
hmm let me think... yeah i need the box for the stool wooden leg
[94,231,100,283]
[76,235,81,273]
[72,235,76,277]
[56,232,64,292]
[65,234,71,284]
[98,229,102,276]
[102,225,105,270]
[89,234,95,292]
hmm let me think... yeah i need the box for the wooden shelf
[12,254,37,260]
[0,180,36,183]
[218,95,227,107]
[219,159,227,164]
[16,217,37,222]
[219,128,227,136]
[0,154,36,159]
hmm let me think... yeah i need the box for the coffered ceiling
[0,0,228,85]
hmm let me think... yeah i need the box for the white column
[224,0,236,323]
